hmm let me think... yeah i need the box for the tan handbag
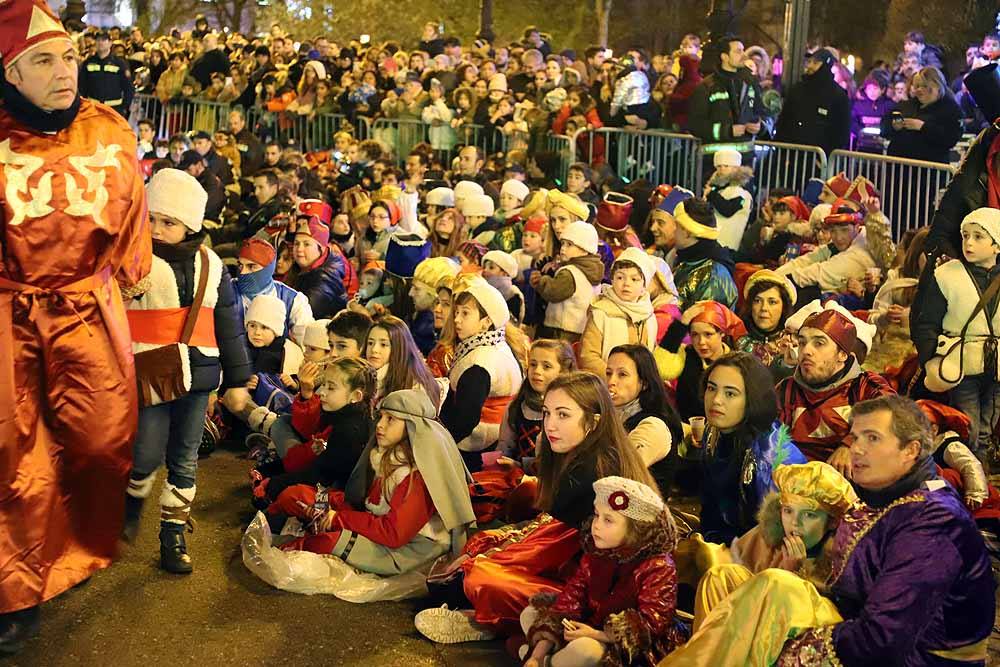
[134,247,211,407]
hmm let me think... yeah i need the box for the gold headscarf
[773,461,858,516]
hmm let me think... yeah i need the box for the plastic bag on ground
[241,511,430,603]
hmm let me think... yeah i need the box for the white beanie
[593,476,664,523]
[426,186,455,208]
[245,294,286,336]
[560,220,599,255]
[500,179,530,203]
[488,73,508,93]
[483,250,518,278]
[961,207,1000,248]
[464,276,510,328]
[613,246,655,286]
[459,193,495,218]
[453,180,484,207]
[303,319,331,350]
[713,147,742,168]
[147,168,208,233]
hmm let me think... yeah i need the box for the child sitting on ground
[268,389,476,575]
[244,293,305,404]
[531,221,605,342]
[579,247,658,376]
[462,193,500,247]
[521,477,685,667]
[327,309,373,360]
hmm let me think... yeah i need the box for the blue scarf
[236,259,277,300]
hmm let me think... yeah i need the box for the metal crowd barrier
[546,134,573,187]
[570,127,702,192]
[369,118,501,167]
[130,94,230,140]
[828,150,955,237]
[749,140,828,208]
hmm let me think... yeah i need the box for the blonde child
[268,389,476,575]
[520,477,684,667]
[531,221,605,342]
[580,247,658,376]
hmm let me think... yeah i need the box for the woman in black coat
[882,66,962,164]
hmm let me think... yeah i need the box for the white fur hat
[303,319,331,350]
[560,220,599,255]
[785,298,876,357]
[453,180,484,207]
[426,186,455,208]
[593,476,664,523]
[613,246,655,286]
[961,207,1000,248]
[464,276,510,328]
[713,147,742,168]
[500,179,530,203]
[246,294,286,336]
[483,250,518,278]
[460,193,495,218]
[147,168,208,233]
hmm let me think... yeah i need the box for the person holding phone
[881,66,962,163]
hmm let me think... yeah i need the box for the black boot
[122,495,145,543]
[0,606,40,655]
[159,529,193,575]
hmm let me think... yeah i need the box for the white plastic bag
[241,512,430,603]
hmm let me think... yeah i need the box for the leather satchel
[134,247,211,407]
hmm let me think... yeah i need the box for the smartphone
[360,34,371,45]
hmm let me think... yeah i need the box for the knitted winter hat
[147,168,208,233]
[560,220,599,254]
[775,196,812,223]
[294,215,331,247]
[459,193,495,218]
[500,179,530,203]
[808,203,833,228]
[483,250,518,278]
[453,180,485,208]
[655,186,695,216]
[523,215,547,235]
[547,190,590,222]
[246,294,286,335]
[613,246,655,286]
[297,198,333,225]
[674,201,719,240]
[487,73,508,93]
[713,147,742,168]
[744,268,797,306]
[239,238,277,267]
[413,256,460,292]
[596,192,634,232]
[961,207,1000,248]
[385,232,431,278]
[464,276,510,328]
[426,186,455,208]
[303,319,332,350]
[593,476,664,523]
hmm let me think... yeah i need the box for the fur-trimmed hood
[709,166,754,189]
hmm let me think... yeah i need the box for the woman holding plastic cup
[698,352,807,545]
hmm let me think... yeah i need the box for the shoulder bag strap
[180,246,212,345]
[958,265,1000,340]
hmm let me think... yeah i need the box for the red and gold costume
[0,69,150,612]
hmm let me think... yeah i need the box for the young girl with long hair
[365,315,442,410]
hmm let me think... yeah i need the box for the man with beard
[777,304,894,468]
[0,0,151,653]
[775,49,851,155]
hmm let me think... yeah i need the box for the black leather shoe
[159,531,193,575]
[0,606,40,656]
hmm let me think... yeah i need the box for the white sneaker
[414,605,496,644]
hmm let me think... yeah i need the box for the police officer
[775,49,851,156]
[78,29,134,117]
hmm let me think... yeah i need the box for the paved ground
[10,447,510,667]
[10,450,1000,666]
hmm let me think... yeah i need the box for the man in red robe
[0,0,151,654]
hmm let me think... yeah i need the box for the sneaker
[414,605,495,644]
[245,434,275,463]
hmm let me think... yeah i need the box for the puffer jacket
[288,246,347,318]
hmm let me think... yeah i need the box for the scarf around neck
[617,397,643,423]
[1,74,81,133]
[153,232,207,262]
[236,258,277,300]
[599,283,653,323]
[453,328,506,367]
[854,455,938,508]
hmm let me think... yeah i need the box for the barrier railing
[828,150,955,237]
[369,118,501,167]
[131,94,231,140]
[546,134,573,187]
[749,140,828,209]
[570,127,702,192]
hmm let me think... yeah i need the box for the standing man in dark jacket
[234,46,276,110]
[179,150,226,224]
[189,32,229,90]
[228,107,263,178]
[775,49,851,155]
[687,36,765,144]
[78,29,134,117]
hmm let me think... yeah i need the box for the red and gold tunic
[0,99,151,612]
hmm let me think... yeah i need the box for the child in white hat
[579,247,659,376]
[530,220,605,342]
[520,476,683,667]
[914,207,1000,455]
[492,179,531,253]
[125,168,253,574]
[461,193,499,246]
[245,294,305,391]
[703,147,754,252]
[482,250,526,325]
